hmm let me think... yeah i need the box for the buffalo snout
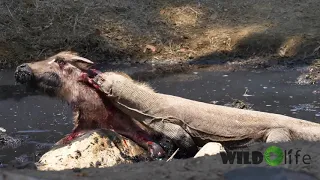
[15,63,34,84]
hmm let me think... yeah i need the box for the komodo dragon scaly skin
[85,72,320,150]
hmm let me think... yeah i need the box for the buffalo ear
[69,56,94,71]
[53,51,94,71]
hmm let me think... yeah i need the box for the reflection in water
[290,104,319,112]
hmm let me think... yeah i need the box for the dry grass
[1,0,320,68]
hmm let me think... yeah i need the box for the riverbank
[1,0,320,71]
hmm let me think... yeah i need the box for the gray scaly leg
[265,128,292,143]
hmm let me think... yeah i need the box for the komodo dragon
[80,71,320,152]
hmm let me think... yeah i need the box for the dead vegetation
[296,59,320,85]
[1,0,320,68]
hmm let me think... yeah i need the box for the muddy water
[150,68,320,121]
[0,67,319,164]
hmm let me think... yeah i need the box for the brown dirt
[1,0,320,69]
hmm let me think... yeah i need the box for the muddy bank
[2,141,320,180]
[1,0,320,69]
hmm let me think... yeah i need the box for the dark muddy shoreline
[3,141,320,180]
[111,56,320,84]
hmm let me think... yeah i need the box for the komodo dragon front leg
[265,128,292,143]
[193,128,292,158]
